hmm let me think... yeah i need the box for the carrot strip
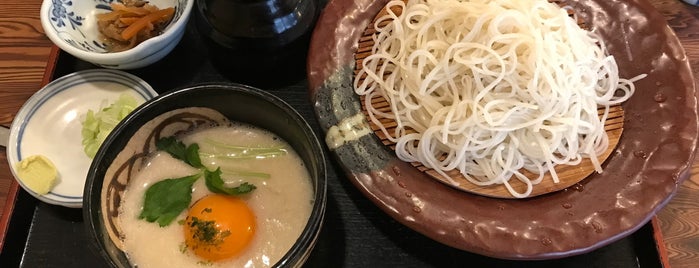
[118,17,139,25]
[119,7,175,40]
[96,10,124,21]
[110,3,150,16]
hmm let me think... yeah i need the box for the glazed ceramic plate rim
[307,0,698,260]
[6,69,158,208]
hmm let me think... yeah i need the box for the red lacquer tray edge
[0,45,61,252]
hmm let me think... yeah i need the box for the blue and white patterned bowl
[40,0,193,69]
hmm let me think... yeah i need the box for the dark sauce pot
[195,0,319,87]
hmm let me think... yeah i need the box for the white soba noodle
[354,0,645,198]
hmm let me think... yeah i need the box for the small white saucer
[6,69,158,208]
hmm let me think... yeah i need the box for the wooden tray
[0,13,669,268]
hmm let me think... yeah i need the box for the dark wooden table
[0,0,697,267]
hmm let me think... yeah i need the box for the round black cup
[194,0,319,88]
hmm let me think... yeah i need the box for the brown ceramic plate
[307,0,699,260]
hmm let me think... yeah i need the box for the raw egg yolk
[184,194,256,262]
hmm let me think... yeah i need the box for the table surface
[0,0,697,267]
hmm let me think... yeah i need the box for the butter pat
[15,155,58,195]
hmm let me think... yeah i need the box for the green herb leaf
[186,143,204,169]
[156,136,187,160]
[157,137,204,168]
[139,173,200,227]
[204,167,256,195]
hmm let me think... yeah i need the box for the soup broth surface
[118,124,314,267]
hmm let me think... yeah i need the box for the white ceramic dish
[6,69,158,208]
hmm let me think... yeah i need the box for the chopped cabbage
[81,94,138,158]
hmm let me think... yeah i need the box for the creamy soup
[118,124,314,267]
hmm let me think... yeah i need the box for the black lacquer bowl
[83,83,327,267]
